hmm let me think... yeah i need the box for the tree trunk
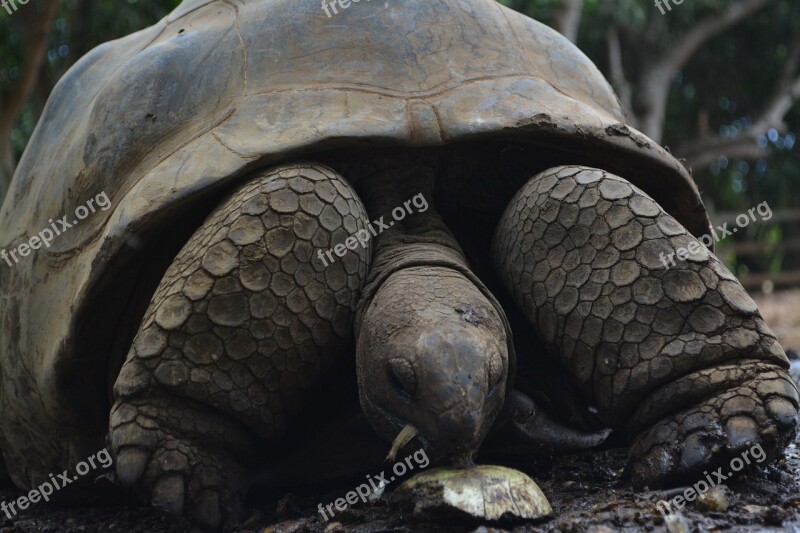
[552,0,583,44]
[632,0,775,143]
[0,130,13,203]
[0,0,60,203]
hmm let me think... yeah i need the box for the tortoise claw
[679,433,714,470]
[767,397,799,429]
[628,370,799,489]
[725,415,759,451]
[152,475,185,517]
[115,447,149,487]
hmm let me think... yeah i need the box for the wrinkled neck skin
[353,157,512,467]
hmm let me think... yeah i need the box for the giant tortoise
[0,0,797,529]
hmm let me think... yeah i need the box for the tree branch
[676,36,800,170]
[606,27,634,124]
[677,74,800,170]
[635,0,776,141]
[658,0,775,77]
[0,0,60,134]
[677,136,772,170]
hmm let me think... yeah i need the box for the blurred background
[1,0,799,346]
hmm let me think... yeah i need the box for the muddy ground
[1,292,799,533]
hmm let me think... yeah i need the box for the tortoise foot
[110,396,250,528]
[483,389,611,456]
[491,165,798,486]
[628,363,798,489]
[109,162,371,528]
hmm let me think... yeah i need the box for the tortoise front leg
[491,165,799,488]
[109,163,371,528]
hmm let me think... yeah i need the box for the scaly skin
[357,260,509,464]
[109,163,371,528]
[352,158,512,465]
[492,165,799,488]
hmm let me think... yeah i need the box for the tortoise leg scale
[109,163,371,528]
[492,165,799,488]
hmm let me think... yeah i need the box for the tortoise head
[356,264,510,466]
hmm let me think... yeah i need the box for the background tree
[0,0,59,195]
[502,0,800,284]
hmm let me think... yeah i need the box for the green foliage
[499,0,800,278]
[0,0,180,161]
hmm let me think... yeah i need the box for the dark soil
[1,438,798,533]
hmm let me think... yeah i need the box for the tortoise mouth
[370,401,430,449]
[367,400,485,465]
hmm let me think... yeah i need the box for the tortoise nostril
[439,411,479,445]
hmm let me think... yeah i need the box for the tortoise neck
[351,156,478,337]
[355,156,464,259]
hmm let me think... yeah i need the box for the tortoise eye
[387,358,417,401]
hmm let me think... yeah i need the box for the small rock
[262,518,310,533]
[664,513,690,533]
[740,502,789,525]
[275,493,299,518]
[696,485,729,512]
[586,526,615,533]
[765,505,788,526]
[742,504,769,515]
[323,522,345,532]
